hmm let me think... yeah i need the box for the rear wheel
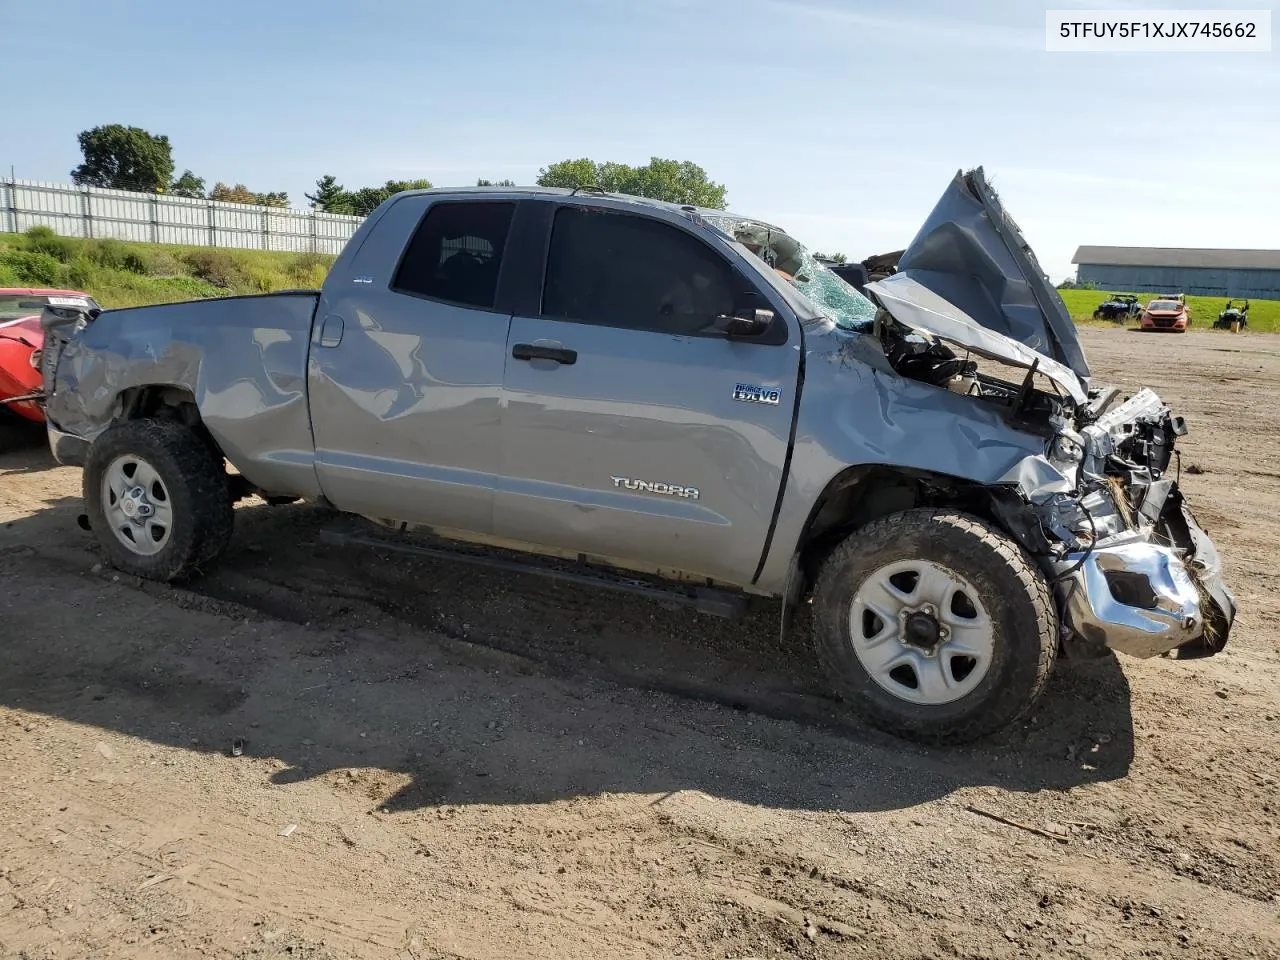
[83,418,234,581]
[811,509,1057,744]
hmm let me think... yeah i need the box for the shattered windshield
[702,215,878,332]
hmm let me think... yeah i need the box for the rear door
[494,202,801,587]
[307,197,517,533]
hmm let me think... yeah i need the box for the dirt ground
[2,328,1278,960]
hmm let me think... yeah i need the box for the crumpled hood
[892,166,1090,381]
[865,272,1088,406]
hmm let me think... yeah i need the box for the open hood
[892,167,1090,381]
[865,272,1088,406]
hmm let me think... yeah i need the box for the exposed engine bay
[878,320,1065,426]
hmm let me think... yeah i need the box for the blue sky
[4,0,1277,280]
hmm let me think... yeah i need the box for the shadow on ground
[1,453,1136,817]
[0,412,57,475]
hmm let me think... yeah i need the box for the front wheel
[811,509,1058,744]
[83,418,234,581]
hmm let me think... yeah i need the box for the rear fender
[45,293,322,499]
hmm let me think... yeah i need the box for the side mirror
[713,306,774,338]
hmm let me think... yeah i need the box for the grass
[0,227,334,309]
[4,227,1279,334]
[1057,288,1280,333]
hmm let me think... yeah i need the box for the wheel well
[112,386,284,504]
[117,385,202,428]
[792,465,1016,597]
[114,385,228,473]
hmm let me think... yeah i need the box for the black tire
[83,418,234,581]
[811,509,1057,745]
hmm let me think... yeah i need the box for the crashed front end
[857,282,1236,663]
[1034,386,1234,659]
[714,165,1235,662]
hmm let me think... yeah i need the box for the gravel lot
[2,327,1278,959]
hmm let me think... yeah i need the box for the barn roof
[1073,246,1280,270]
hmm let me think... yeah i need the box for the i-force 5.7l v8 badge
[733,382,781,405]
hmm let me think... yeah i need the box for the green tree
[815,251,848,264]
[207,183,288,207]
[169,170,206,198]
[536,158,599,191]
[476,178,516,187]
[209,182,257,204]
[305,175,352,212]
[535,156,727,208]
[70,124,175,192]
[346,178,433,217]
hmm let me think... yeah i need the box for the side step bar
[317,528,750,619]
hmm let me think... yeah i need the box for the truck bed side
[47,291,322,498]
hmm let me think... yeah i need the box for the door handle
[318,314,344,348]
[512,342,577,365]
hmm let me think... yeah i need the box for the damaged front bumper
[1049,485,1236,660]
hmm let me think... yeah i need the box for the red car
[0,288,100,423]
[1139,296,1190,333]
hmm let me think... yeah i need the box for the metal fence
[0,178,365,255]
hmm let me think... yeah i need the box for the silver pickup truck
[38,167,1236,744]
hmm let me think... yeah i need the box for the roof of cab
[387,186,789,236]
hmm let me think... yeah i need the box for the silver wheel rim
[849,559,995,706]
[101,454,174,556]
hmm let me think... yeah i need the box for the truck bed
[46,290,324,499]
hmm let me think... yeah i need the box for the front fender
[754,327,1070,593]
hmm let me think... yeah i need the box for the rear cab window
[392,202,516,310]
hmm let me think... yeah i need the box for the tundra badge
[733,383,781,405]
[611,477,700,500]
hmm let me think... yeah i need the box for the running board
[316,528,750,619]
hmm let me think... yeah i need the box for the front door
[495,203,800,587]
[307,197,517,533]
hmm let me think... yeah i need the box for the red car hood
[0,315,46,421]
[0,315,45,348]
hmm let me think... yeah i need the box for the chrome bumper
[1057,542,1201,658]
[1054,501,1236,660]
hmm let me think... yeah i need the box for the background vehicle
[1092,293,1142,322]
[1214,298,1249,330]
[37,169,1235,745]
[0,288,98,424]
[1139,297,1190,332]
